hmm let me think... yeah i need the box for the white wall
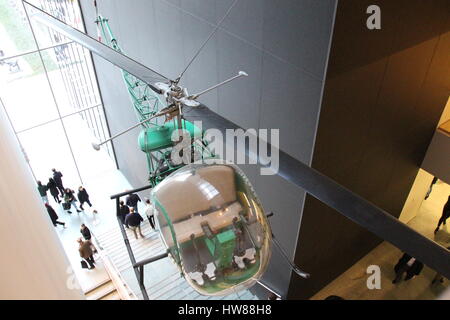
[0,104,84,300]
[399,169,434,223]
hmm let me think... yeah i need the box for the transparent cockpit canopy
[151,160,272,296]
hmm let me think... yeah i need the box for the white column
[0,106,84,300]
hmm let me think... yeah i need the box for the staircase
[84,279,121,300]
[95,217,259,300]
[82,234,138,300]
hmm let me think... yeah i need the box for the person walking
[126,191,141,213]
[45,203,65,228]
[425,177,439,200]
[63,188,82,214]
[144,198,156,230]
[435,195,450,234]
[52,168,65,196]
[118,200,129,227]
[37,181,49,203]
[77,186,92,211]
[432,272,446,285]
[125,208,144,239]
[80,224,92,241]
[78,238,95,269]
[47,178,61,203]
[392,253,424,284]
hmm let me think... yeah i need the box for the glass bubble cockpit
[150,161,272,296]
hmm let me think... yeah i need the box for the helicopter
[24,0,450,300]
[87,0,292,296]
[27,0,307,297]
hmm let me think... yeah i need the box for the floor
[311,179,450,300]
[27,111,138,292]
[50,166,134,292]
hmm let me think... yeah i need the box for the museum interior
[0,0,449,300]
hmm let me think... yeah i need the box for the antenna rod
[176,0,239,82]
[92,105,177,150]
[271,234,310,279]
[191,71,248,99]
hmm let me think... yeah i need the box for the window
[0,0,116,184]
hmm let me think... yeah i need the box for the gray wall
[289,0,450,299]
[422,130,450,185]
[80,0,336,297]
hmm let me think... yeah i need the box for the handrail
[110,195,171,300]
[114,197,150,300]
[133,251,169,268]
[90,232,137,300]
[110,184,152,200]
[256,280,283,300]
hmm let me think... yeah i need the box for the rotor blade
[23,1,169,89]
[184,106,450,280]
[176,0,239,82]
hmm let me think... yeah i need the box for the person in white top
[145,198,156,230]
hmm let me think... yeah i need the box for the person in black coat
[47,178,61,203]
[77,186,92,211]
[125,208,144,239]
[392,253,424,284]
[126,192,141,212]
[52,168,65,196]
[45,203,65,228]
[435,195,450,234]
[118,200,130,227]
[80,224,92,240]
